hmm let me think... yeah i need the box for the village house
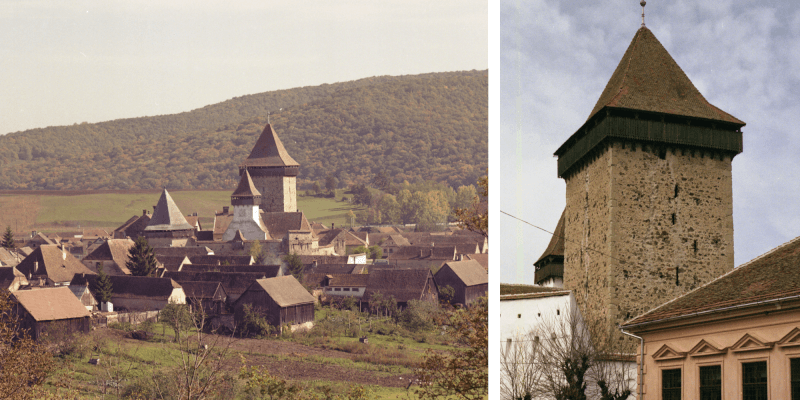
[67,283,98,311]
[113,210,152,239]
[163,271,268,305]
[363,268,439,311]
[142,189,197,247]
[297,254,367,267]
[72,274,186,311]
[15,244,96,286]
[620,235,800,400]
[0,266,28,291]
[434,259,488,306]
[323,274,369,299]
[461,253,488,270]
[179,281,227,316]
[11,286,91,340]
[0,247,21,267]
[234,275,316,332]
[81,238,135,275]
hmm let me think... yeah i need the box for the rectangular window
[742,361,767,400]
[343,288,351,291]
[334,288,341,291]
[792,358,800,400]
[662,369,681,400]
[699,365,721,400]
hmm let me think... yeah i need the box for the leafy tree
[367,245,383,260]
[312,181,322,194]
[454,175,488,238]
[415,297,487,400]
[325,175,338,192]
[439,285,455,305]
[0,290,54,398]
[398,299,442,332]
[160,302,193,342]
[126,236,158,277]
[372,171,392,192]
[93,264,113,304]
[377,194,400,224]
[1,226,13,249]
[282,253,304,281]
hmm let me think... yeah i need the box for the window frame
[698,363,722,400]
[741,358,769,400]
[661,367,682,400]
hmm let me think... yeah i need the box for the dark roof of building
[587,27,744,126]
[145,189,194,231]
[188,255,253,266]
[185,215,201,230]
[196,230,214,241]
[16,245,96,283]
[0,266,25,288]
[438,260,488,286]
[364,268,435,303]
[306,264,359,275]
[232,169,262,197]
[623,235,800,328]
[13,287,91,321]
[249,276,314,307]
[181,264,281,277]
[328,274,369,287]
[214,214,233,236]
[114,213,152,238]
[302,273,328,288]
[179,281,227,301]
[83,239,135,274]
[317,229,346,247]
[297,255,351,266]
[386,246,456,261]
[240,124,299,168]
[154,255,191,272]
[163,271,266,297]
[72,274,181,300]
[535,209,565,266]
[261,212,312,237]
[153,247,212,258]
[0,247,21,266]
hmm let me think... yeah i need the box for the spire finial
[267,111,270,124]
[640,0,647,27]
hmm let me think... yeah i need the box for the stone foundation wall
[564,141,735,330]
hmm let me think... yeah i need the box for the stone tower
[239,124,299,213]
[143,188,195,247]
[555,27,745,330]
[222,169,268,241]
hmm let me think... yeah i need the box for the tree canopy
[126,237,158,277]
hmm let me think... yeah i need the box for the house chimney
[332,223,335,230]
[153,205,157,212]
[223,206,229,214]
[312,260,318,268]
[33,261,38,274]
[143,209,147,216]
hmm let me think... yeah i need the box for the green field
[0,189,364,234]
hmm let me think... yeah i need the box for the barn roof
[364,268,435,303]
[163,271,266,297]
[72,274,182,300]
[261,212,312,237]
[13,287,91,321]
[438,260,488,286]
[250,276,314,307]
[16,245,95,283]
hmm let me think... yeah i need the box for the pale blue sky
[501,0,800,284]
[0,1,488,135]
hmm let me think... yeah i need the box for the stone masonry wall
[252,176,297,213]
[564,141,735,331]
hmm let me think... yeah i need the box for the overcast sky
[501,0,800,284]
[0,1,488,135]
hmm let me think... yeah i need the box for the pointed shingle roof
[145,189,194,231]
[232,169,262,197]
[588,27,743,125]
[535,209,565,266]
[240,124,299,168]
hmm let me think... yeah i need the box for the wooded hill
[0,70,487,191]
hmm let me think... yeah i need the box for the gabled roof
[587,27,744,125]
[83,239,135,274]
[154,255,191,272]
[535,209,565,266]
[163,271,266,297]
[249,276,314,307]
[438,260,488,286]
[328,274,369,287]
[114,213,151,238]
[364,268,436,303]
[623,235,800,328]
[181,264,281,277]
[232,169,262,197]
[73,274,182,300]
[213,214,233,236]
[462,253,488,270]
[13,287,91,321]
[318,229,346,247]
[305,264,359,275]
[188,255,253,266]
[386,246,456,261]
[179,281,227,301]
[16,245,95,283]
[240,124,299,168]
[297,255,351,267]
[145,189,194,231]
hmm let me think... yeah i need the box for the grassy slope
[0,190,363,234]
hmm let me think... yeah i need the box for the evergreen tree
[93,264,113,303]
[126,236,158,277]
[282,253,304,281]
[1,226,13,249]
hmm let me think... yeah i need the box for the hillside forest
[0,71,487,192]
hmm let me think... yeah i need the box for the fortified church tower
[556,25,746,330]
[239,124,299,213]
